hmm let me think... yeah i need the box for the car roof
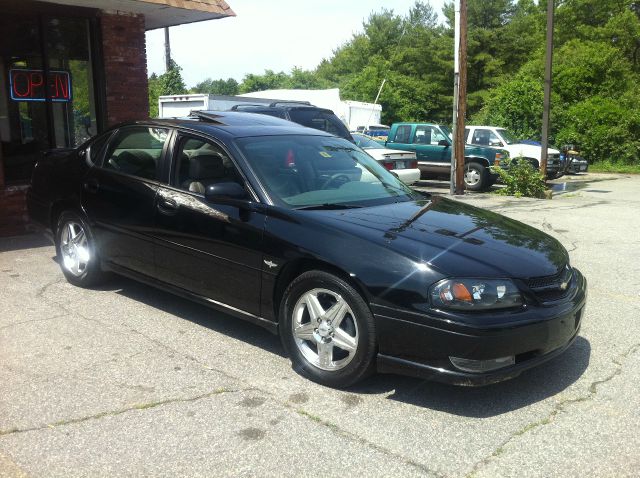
[394,122,440,127]
[231,104,334,114]
[128,111,335,139]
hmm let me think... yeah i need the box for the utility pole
[451,0,468,195]
[164,27,172,72]
[540,0,555,178]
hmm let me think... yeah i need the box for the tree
[191,78,239,95]
[239,70,289,93]
[148,60,187,117]
[472,73,545,139]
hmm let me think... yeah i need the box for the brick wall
[0,185,33,237]
[100,11,149,126]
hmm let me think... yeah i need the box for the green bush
[491,157,547,199]
[555,96,640,165]
[472,74,546,140]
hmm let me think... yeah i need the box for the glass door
[46,16,98,148]
[0,14,49,183]
[0,12,98,185]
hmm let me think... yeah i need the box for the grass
[589,160,640,174]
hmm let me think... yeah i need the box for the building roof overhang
[36,0,235,30]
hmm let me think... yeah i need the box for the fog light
[449,355,515,373]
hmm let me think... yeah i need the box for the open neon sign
[9,69,72,102]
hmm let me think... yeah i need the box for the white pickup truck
[465,126,563,178]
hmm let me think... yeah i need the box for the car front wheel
[280,270,376,388]
[464,162,488,191]
[55,211,105,287]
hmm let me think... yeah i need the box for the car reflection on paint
[27,111,587,388]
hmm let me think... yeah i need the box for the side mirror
[438,139,450,147]
[204,182,247,204]
[489,140,504,147]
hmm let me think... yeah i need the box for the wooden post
[540,0,555,178]
[164,27,171,72]
[450,0,460,195]
[455,0,468,195]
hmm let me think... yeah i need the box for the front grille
[525,265,573,302]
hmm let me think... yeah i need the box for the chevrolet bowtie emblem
[263,260,278,269]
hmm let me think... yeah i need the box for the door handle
[157,197,178,215]
[83,179,99,193]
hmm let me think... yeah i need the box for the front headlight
[430,278,523,311]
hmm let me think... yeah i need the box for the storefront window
[0,12,98,184]
[47,17,98,148]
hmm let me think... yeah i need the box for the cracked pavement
[1,172,639,477]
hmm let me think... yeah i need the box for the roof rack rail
[268,100,312,107]
[191,110,224,123]
[230,104,268,111]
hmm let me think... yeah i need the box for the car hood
[506,143,560,159]
[313,197,568,279]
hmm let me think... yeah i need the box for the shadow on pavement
[102,269,589,416]
[0,232,52,253]
[353,336,591,417]
[94,274,286,358]
[90,273,590,417]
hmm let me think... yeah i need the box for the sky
[145,0,446,88]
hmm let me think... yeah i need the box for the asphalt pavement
[1,172,639,477]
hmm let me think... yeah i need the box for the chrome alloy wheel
[464,166,481,186]
[292,288,359,371]
[59,221,91,277]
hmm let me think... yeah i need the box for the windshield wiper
[295,203,364,210]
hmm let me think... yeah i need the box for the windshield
[352,133,383,149]
[439,125,453,140]
[235,135,418,209]
[496,128,519,145]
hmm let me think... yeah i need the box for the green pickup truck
[385,123,508,191]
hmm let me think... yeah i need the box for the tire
[463,162,488,192]
[279,270,376,388]
[55,211,106,287]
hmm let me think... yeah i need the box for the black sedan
[27,111,587,388]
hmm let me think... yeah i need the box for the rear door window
[391,125,412,144]
[102,126,169,181]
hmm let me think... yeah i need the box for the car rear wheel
[280,270,376,388]
[464,162,488,191]
[55,211,105,287]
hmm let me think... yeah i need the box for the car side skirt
[104,261,279,334]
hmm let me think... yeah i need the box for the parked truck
[238,88,382,131]
[386,122,508,191]
[465,125,563,179]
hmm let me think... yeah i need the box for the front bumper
[567,159,588,174]
[373,269,587,386]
